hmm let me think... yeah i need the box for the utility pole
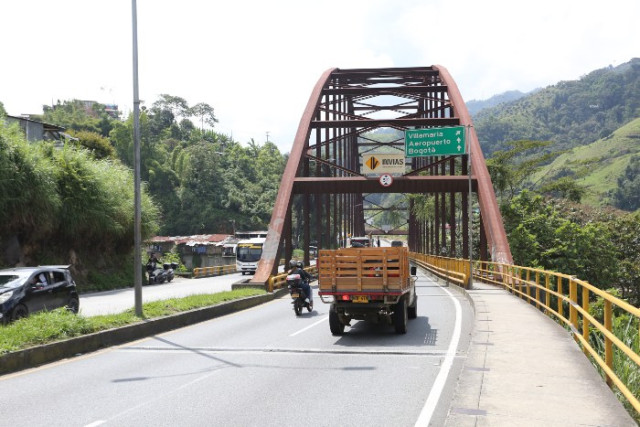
[266,131,270,142]
[132,0,143,316]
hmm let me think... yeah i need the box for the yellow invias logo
[365,156,379,170]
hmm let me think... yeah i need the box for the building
[4,115,69,143]
[146,234,236,269]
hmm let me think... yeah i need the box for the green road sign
[405,126,466,157]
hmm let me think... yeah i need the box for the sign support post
[467,125,473,289]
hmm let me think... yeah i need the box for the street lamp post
[131,0,142,316]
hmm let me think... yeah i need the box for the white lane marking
[414,283,462,427]
[289,315,328,337]
[84,421,106,427]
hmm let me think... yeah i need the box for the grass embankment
[0,289,265,355]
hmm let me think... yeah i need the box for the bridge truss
[252,66,512,285]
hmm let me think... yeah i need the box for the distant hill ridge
[466,90,528,116]
[472,58,640,157]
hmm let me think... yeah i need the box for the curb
[0,292,277,376]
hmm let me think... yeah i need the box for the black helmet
[297,261,304,268]
[289,260,298,268]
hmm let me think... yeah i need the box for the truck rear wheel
[408,295,418,319]
[329,307,345,335]
[394,298,408,334]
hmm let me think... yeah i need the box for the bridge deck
[444,280,636,426]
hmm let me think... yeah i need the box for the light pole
[132,0,142,316]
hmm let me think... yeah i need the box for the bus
[235,237,266,275]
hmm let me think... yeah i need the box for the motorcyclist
[146,253,161,282]
[148,252,159,268]
[288,259,313,306]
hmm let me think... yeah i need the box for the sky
[1,0,638,154]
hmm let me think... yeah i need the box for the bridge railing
[193,264,236,278]
[409,252,470,288]
[411,254,640,415]
[268,265,318,292]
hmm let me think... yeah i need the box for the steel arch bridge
[251,65,512,285]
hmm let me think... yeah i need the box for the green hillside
[475,58,640,157]
[530,118,640,206]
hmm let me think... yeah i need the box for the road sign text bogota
[405,126,466,157]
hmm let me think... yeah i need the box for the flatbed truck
[317,246,417,335]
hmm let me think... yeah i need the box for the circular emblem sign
[379,173,393,187]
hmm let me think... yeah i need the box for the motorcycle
[287,273,312,316]
[146,261,177,285]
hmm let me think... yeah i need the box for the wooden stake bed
[317,247,411,294]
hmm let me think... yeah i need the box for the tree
[486,140,556,201]
[502,191,619,289]
[612,156,640,211]
[40,99,115,137]
[189,102,218,132]
[607,211,640,305]
[538,177,586,203]
[152,94,189,123]
[68,130,115,160]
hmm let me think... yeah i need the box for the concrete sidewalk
[445,281,636,427]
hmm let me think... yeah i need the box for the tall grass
[589,310,640,422]
[53,144,160,251]
[0,119,161,288]
[0,122,60,238]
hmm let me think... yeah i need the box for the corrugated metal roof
[147,234,232,246]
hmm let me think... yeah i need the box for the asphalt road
[79,273,246,316]
[1,270,474,426]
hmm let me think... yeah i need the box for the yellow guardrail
[193,264,236,278]
[268,265,318,293]
[409,252,470,288]
[412,254,639,415]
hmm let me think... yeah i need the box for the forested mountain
[474,58,640,157]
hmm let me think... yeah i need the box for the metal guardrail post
[557,276,563,316]
[604,300,613,387]
[570,279,578,335]
[582,287,590,357]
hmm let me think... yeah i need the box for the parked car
[391,240,404,247]
[0,266,79,324]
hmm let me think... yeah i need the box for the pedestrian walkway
[445,281,636,427]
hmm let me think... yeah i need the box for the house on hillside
[4,115,70,143]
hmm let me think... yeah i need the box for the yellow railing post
[582,286,590,357]
[570,279,578,337]
[604,299,613,387]
[557,276,563,318]
[535,270,541,310]
[545,273,551,314]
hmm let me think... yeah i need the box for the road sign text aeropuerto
[405,126,466,157]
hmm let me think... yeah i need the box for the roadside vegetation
[0,96,286,291]
[0,288,265,355]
